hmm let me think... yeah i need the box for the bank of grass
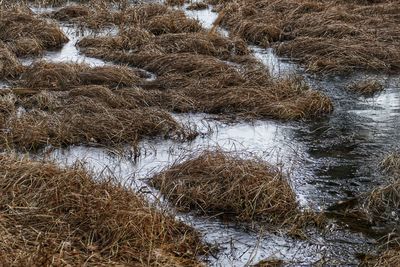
[0,88,196,151]
[215,0,400,75]
[76,3,333,121]
[0,154,206,266]
[150,150,325,233]
[0,6,68,56]
[0,60,199,151]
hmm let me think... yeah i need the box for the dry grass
[347,79,384,95]
[370,246,400,267]
[363,153,400,224]
[78,32,333,120]
[150,150,326,235]
[0,154,205,266]
[0,7,68,56]
[217,0,400,74]
[20,62,146,90]
[0,42,24,79]
[51,5,90,21]
[151,150,298,222]
[74,2,333,121]
[187,2,209,10]
[0,89,196,150]
[361,235,400,267]
[166,0,185,6]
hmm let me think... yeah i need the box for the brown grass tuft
[0,42,24,79]
[347,79,384,96]
[151,150,298,222]
[166,0,185,6]
[0,154,205,266]
[0,7,68,55]
[20,62,145,90]
[51,5,90,21]
[218,0,400,74]
[187,2,209,10]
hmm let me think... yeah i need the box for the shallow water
[7,4,398,266]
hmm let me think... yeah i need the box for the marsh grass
[150,150,326,235]
[0,6,68,56]
[0,154,206,266]
[0,42,24,79]
[76,3,333,121]
[216,0,400,74]
[347,79,384,96]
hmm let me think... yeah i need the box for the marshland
[0,0,399,266]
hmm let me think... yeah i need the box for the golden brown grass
[217,0,400,74]
[0,154,206,266]
[0,81,197,151]
[0,42,24,79]
[77,12,333,121]
[151,150,298,222]
[150,151,326,237]
[51,5,90,21]
[0,6,68,56]
[362,153,400,224]
[20,62,146,90]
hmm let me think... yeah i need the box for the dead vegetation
[216,0,400,74]
[0,61,198,151]
[347,79,384,96]
[363,153,400,225]
[76,3,333,121]
[0,42,24,79]
[151,150,312,226]
[0,154,206,266]
[187,2,209,10]
[19,62,148,90]
[0,6,68,56]
[150,150,326,238]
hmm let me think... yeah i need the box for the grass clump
[217,0,400,74]
[151,150,298,222]
[0,42,24,79]
[347,79,384,96]
[187,2,209,11]
[0,154,205,266]
[0,7,68,56]
[51,4,90,21]
[363,153,400,225]
[20,62,147,90]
